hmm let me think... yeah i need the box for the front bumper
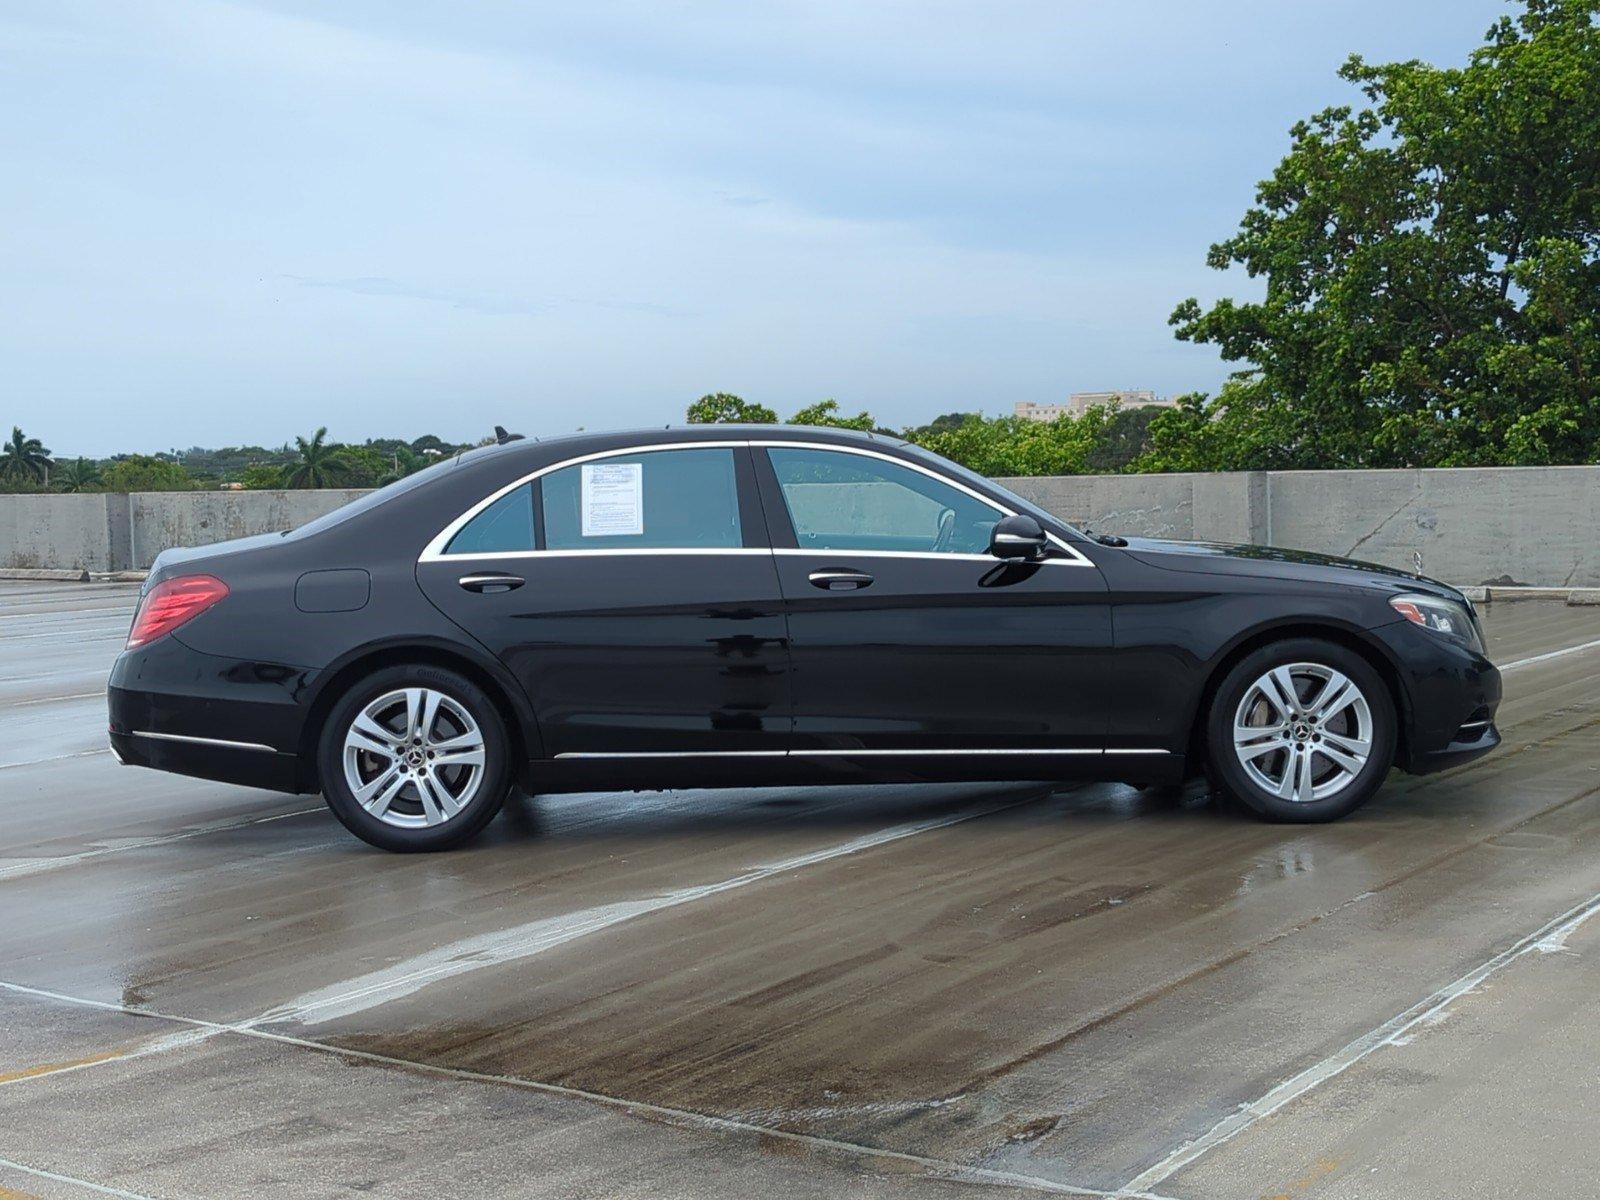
[1371,620,1503,775]
[1404,715,1501,775]
[107,634,316,794]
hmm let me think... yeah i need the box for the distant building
[1015,390,1175,421]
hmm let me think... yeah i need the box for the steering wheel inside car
[932,507,956,553]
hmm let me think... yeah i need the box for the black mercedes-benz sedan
[108,426,1501,851]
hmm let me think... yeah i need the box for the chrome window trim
[439,548,770,561]
[773,548,1050,565]
[130,730,280,753]
[420,438,1093,567]
[419,440,750,563]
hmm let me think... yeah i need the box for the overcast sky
[3,0,1507,456]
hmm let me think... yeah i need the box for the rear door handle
[808,569,874,591]
[458,573,525,594]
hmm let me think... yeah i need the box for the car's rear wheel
[1206,638,1396,823]
[318,664,512,851]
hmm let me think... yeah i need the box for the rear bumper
[107,634,316,794]
[108,727,304,792]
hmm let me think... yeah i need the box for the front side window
[541,447,742,550]
[766,447,1002,554]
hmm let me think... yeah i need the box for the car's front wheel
[317,664,513,851]
[1206,638,1396,823]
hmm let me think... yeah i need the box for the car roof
[524,424,904,447]
[480,424,910,468]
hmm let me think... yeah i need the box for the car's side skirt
[533,748,1184,793]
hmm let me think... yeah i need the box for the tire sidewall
[1207,638,1396,823]
[318,664,512,851]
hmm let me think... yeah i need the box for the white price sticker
[581,462,644,537]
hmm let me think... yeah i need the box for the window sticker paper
[581,462,644,537]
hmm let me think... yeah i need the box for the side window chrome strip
[419,437,1094,567]
[770,548,1089,567]
[419,440,750,563]
[436,547,771,562]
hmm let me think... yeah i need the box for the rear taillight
[126,575,230,649]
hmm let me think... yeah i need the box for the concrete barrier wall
[3,466,1597,585]
[1001,466,1600,586]
[0,493,119,572]
[1264,468,1600,590]
[127,490,369,570]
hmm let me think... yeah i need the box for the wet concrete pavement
[2,580,1599,1199]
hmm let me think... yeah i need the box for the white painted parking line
[0,807,329,882]
[0,670,114,686]
[0,608,135,623]
[255,791,1044,1026]
[2,628,129,643]
[1113,886,1600,1196]
[0,748,108,772]
[0,979,1173,1200]
[6,691,107,708]
[1500,635,1600,672]
[0,1154,157,1200]
[0,1027,214,1091]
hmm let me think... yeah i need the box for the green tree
[908,408,1114,477]
[239,464,286,489]
[334,444,390,487]
[55,457,102,493]
[281,427,353,488]
[1084,405,1166,473]
[903,411,978,439]
[0,426,52,485]
[686,393,777,424]
[1161,0,1600,470]
[788,399,877,431]
[99,455,198,492]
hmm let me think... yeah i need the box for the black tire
[317,664,513,852]
[1205,638,1396,823]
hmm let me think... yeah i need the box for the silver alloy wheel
[1232,662,1373,804]
[341,687,486,828]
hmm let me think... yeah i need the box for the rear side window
[541,448,742,550]
[444,484,535,555]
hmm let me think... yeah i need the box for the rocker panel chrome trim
[552,747,1173,760]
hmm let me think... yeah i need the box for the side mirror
[988,513,1047,560]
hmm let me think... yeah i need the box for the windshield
[898,444,1086,538]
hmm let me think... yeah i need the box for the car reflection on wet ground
[2,579,1599,1199]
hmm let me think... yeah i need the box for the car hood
[1119,537,1467,602]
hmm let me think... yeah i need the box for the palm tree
[0,426,52,485]
[281,427,351,488]
[55,457,102,493]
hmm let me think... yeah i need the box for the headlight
[1389,593,1483,653]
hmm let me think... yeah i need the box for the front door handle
[808,569,874,591]
[458,573,525,594]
